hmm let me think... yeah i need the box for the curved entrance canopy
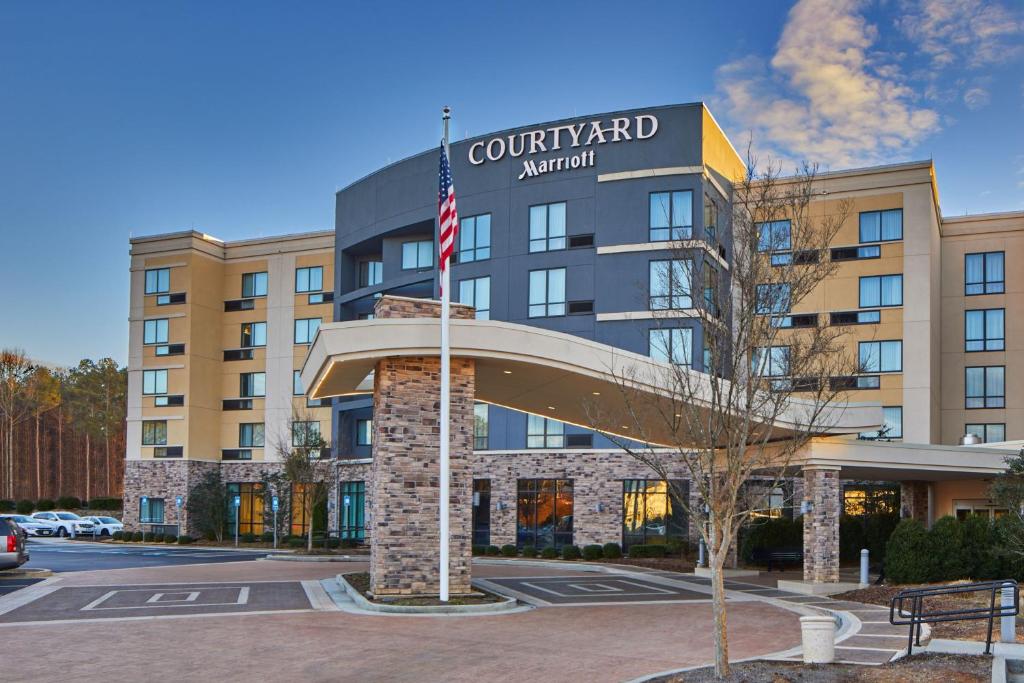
[302,318,883,448]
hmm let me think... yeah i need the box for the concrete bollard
[1002,584,1016,643]
[860,548,869,585]
[800,616,836,664]
[698,538,706,568]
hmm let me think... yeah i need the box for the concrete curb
[263,554,366,562]
[0,568,52,578]
[335,573,519,615]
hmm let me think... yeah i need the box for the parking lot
[480,574,714,606]
[23,538,273,573]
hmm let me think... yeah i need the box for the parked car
[0,514,55,537]
[31,511,95,537]
[0,517,29,570]
[82,516,123,537]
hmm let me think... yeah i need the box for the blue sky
[1,0,1021,366]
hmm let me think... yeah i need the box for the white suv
[31,511,96,537]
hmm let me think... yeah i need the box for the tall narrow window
[965,309,1005,351]
[401,240,433,269]
[459,214,492,262]
[293,370,303,396]
[140,497,165,524]
[527,415,564,448]
[622,480,686,551]
[649,259,692,310]
[859,209,903,243]
[240,321,267,348]
[295,266,323,293]
[649,328,693,365]
[294,318,321,344]
[859,275,903,307]
[142,420,167,446]
[142,369,168,395]
[529,202,567,252]
[143,319,169,345]
[145,268,170,295]
[339,481,366,541]
[459,276,491,320]
[240,372,266,398]
[528,268,566,318]
[965,252,1005,295]
[474,403,489,450]
[356,419,372,447]
[242,272,268,298]
[358,260,382,287]
[704,194,718,241]
[966,366,1005,408]
[472,479,491,546]
[649,191,693,241]
[225,483,264,535]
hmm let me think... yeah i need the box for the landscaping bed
[664,653,988,682]
[599,557,695,572]
[343,572,504,607]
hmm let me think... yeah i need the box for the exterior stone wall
[802,467,841,583]
[373,295,475,320]
[900,481,929,524]
[122,459,219,536]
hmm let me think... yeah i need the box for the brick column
[900,481,929,525]
[369,296,476,597]
[802,466,841,583]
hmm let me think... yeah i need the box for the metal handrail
[889,579,1018,655]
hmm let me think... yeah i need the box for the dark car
[0,517,29,570]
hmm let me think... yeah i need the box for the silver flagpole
[439,105,452,602]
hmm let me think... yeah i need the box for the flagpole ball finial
[442,106,451,119]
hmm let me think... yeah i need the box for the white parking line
[81,586,250,611]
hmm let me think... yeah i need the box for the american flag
[437,144,459,290]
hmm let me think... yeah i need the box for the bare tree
[27,367,61,499]
[0,349,35,499]
[589,158,856,678]
[276,410,336,553]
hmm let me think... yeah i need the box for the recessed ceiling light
[547,406,555,410]
[621,425,629,429]
[592,391,601,396]
[503,370,512,375]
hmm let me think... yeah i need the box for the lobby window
[649,259,692,310]
[240,321,267,348]
[649,191,692,241]
[858,340,903,373]
[142,369,168,395]
[859,275,903,308]
[144,268,170,295]
[401,240,433,270]
[226,483,264,535]
[965,252,1004,295]
[143,319,168,345]
[966,309,1005,352]
[966,366,1005,408]
[459,276,491,320]
[239,423,265,448]
[859,406,903,440]
[339,481,366,541]
[240,372,266,398]
[752,346,790,377]
[747,484,789,519]
[622,479,686,551]
[528,268,566,317]
[140,497,165,524]
[290,483,325,537]
[757,220,791,253]
[649,328,693,366]
[291,421,321,448]
[474,403,489,450]
[704,194,719,241]
[843,485,899,515]
[472,480,491,546]
[293,370,303,395]
[527,414,564,448]
[517,479,573,550]
[966,423,1006,443]
[356,419,372,447]
[295,266,323,293]
[859,209,903,243]
[142,420,167,446]
[294,318,321,345]
[529,202,566,252]
[459,214,491,262]
[358,260,383,287]
[242,271,268,298]
[755,283,791,315]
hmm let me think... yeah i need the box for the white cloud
[963,87,991,110]
[715,0,940,168]
[896,0,1023,70]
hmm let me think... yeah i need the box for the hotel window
[141,420,167,446]
[966,366,1005,408]
[401,240,433,269]
[242,271,268,298]
[459,276,491,320]
[966,309,1005,352]
[704,194,718,241]
[143,319,168,345]
[622,479,686,551]
[358,260,383,287]
[752,346,790,377]
[859,406,903,440]
[528,268,566,317]
[858,340,903,373]
[965,252,1004,295]
[757,219,791,253]
[144,268,170,295]
[226,483,264,535]
[472,479,491,546]
[140,497,165,524]
[859,275,902,308]
[356,419,372,447]
[293,370,303,396]
[844,485,899,515]
[142,369,167,395]
[649,191,693,241]
[755,283,791,314]
[292,421,321,448]
[295,266,323,293]
[294,318,321,345]
[474,403,489,450]
[859,209,903,243]
[240,372,266,398]
[649,259,692,310]
[239,423,265,448]
[289,482,325,537]
[459,214,492,262]
[527,414,564,448]
[529,202,566,252]
[240,321,267,348]
[339,481,366,541]
[966,423,1006,443]
[517,478,574,550]
[649,328,693,366]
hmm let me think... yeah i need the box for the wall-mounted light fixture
[595,502,605,513]
[495,501,508,511]
[800,500,814,515]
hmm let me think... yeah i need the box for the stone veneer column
[900,481,930,525]
[802,466,841,583]
[369,296,476,597]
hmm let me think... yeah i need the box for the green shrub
[240,532,256,543]
[521,544,538,558]
[885,519,933,583]
[485,545,501,556]
[57,495,81,509]
[993,515,1024,581]
[581,544,603,561]
[288,537,306,548]
[629,544,667,558]
[36,498,55,511]
[203,530,217,541]
[930,516,970,581]
[15,499,33,514]
[540,547,558,559]
[88,497,123,510]
[500,544,517,557]
[111,530,124,541]
[961,514,1000,580]
[164,534,177,543]
[665,537,689,558]
[132,531,144,542]
[561,545,582,560]
[472,545,486,556]
[602,542,623,559]
[740,516,803,563]
[178,535,194,544]
[840,513,901,564]
[261,531,274,543]
[0,500,14,512]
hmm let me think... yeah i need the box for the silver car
[0,517,28,570]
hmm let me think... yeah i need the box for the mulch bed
[600,557,696,572]
[666,653,989,682]
[343,571,505,607]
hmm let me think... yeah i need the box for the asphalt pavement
[23,538,273,573]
